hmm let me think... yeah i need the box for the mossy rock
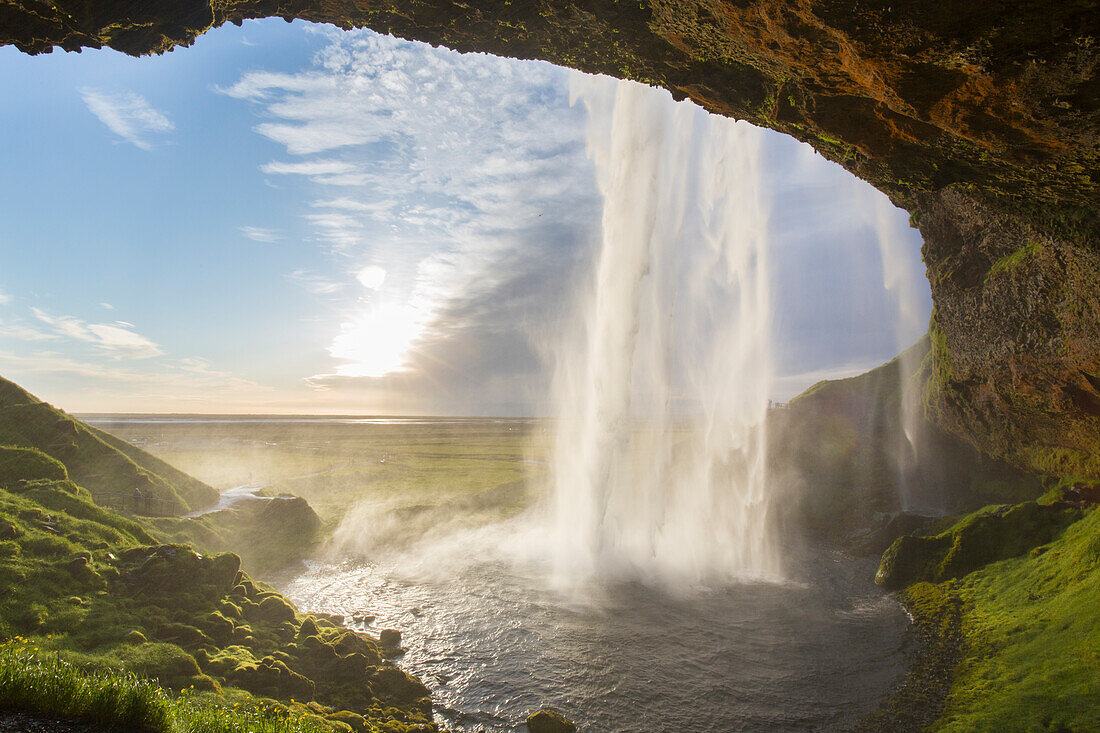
[155,621,210,648]
[218,599,242,619]
[298,616,320,638]
[526,709,577,733]
[370,665,431,710]
[255,594,297,624]
[113,642,202,688]
[229,656,315,700]
[200,610,235,641]
[328,710,368,731]
[877,501,1084,589]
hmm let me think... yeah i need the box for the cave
[0,2,1098,731]
[4,0,1096,477]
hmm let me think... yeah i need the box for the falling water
[548,75,779,588]
[861,185,930,510]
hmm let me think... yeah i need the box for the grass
[868,474,1100,731]
[0,641,337,732]
[931,507,1100,731]
[100,418,544,526]
[0,376,218,514]
[0,377,439,733]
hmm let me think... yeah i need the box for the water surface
[282,545,909,732]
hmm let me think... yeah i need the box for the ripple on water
[281,548,910,732]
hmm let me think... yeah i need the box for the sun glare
[329,302,422,378]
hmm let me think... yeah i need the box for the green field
[87,418,550,530]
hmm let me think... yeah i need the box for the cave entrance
[0,19,929,416]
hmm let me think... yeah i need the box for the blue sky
[0,21,930,415]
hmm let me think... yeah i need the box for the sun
[328,301,422,378]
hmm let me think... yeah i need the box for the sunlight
[328,301,422,378]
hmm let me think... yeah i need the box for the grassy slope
[776,341,1099,729]
[936,507,1100,731]
[0,451,433,732]
[0,377,437,733]
[0,376,218,514]
[770,337,1043,542]
[870,483,1100,730]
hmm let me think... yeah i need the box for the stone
[526,709,577,733]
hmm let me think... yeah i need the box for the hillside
[0,377,436,733]
[769,344,1100,730]
[0,376,217,515]
[768,337,1043,543]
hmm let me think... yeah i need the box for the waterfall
[548,75,779,588]
[863,186,929,510]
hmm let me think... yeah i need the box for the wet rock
[370,665,431,710]
[379,629,401,648]
[526,709,577,733]
[847,512,943,557]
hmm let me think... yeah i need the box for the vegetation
[0,376,437,732]
[868,480,1100,730]
[100,417,543,535]
[0,641,349,732]
[0,377,217,514]
[769,337,1043,543]
[775,349,1100,729]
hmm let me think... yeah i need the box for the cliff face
[2,0,1097,475]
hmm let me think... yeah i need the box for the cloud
[80,89,174,150]
[226,29,600,404]
[0,350,276,413]
[239,226,282,243]
[0,289,11,305]
[0,319,56,341]
[288,270,344,295]
[31,307,163,358]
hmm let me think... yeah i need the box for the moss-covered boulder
[255,594,297,624]
[526,709,577,733]
[230,656,315,700]
[370,666,431,712]
[876,501,1083,589]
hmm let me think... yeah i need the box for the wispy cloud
[31,307,163,359]
[0,350,276,412]
[80,88,174,150]
[0,318,56,342]
[288,270,344,296]
[0,289,10,305]
[238,226,282,243]
[225,29,599,403]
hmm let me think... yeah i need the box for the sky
[0,21,931,415]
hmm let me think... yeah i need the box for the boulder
[526,709,577,733]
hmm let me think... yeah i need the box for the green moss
[876,501,1082,588]
[0,377,218,514]
[986,239,1041,279]
[929,509,1100,730]
[0,446,68,485]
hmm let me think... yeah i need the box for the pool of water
[280,535,910,732]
